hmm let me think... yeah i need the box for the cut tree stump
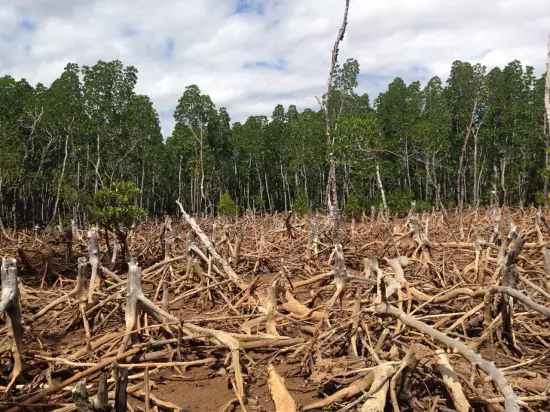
[0,257,24,391]
[119,259,179,355]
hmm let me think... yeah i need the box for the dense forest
[0,58,548,226]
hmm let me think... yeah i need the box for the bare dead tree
[319,0,350,244]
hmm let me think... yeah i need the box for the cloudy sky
[1,0,549,136]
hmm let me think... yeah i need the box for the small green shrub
[344,194,363,214]
[293,190,308,217]
[93,181,146,264]
[93,181,146,230]
[415,200,433,213]
[251,194,266,211]
[387,188,413,214]
[217,192,238,216]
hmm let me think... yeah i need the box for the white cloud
[1,0,548,137]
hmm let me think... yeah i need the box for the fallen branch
[375,302,519,412]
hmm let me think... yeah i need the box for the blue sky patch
[244,59,286,70]
[122,26,139,37]
[165,37,175,59]
[234,0,265,15]
[18,19,36,31]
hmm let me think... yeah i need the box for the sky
[1,0,549,137]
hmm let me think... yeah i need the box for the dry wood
[267,364,297,412]
[360,363,395,412]
[88,227,100,303]
[119,261,178,355]
[436,353,470,412]
[375,302,519,412]
[6,348,140,412]
[0,258,24,391]
[176,200,243,287]
[2,208,550,412]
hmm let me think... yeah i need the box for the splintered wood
[1,206,550,411]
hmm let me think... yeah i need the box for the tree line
[0,58,548,227]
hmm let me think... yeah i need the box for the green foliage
[293,190,308,217]
[344,194,364,214]
[217,192,238,216]
[0,55,548,226]
[535,191,549,205]
[251,194,265,211]
[387,188,414,214]
[93,181,146,229]
[415,200,433,213]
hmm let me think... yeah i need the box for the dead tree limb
[390,343,428,412]
[267,364,297,412]
[0,258,24,391]
[175,200,243,288]
[5,347,140,412]
[375,303,519,412]
[28,257,90,324]
[436,353,470,412]
[114,368,129,412]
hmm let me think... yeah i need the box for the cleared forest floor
[1,207,550,411]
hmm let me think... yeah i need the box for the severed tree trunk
[119,260,179,355]
[87,227,100,304]
[0,258,24,391]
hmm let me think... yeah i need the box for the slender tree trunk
[94,133,100,193]
[140,159,145,208]
[473,131,479,206]
[544,37,550,199]
[457,99,478,239]
[544,129,549,200]
[52,134,70,222]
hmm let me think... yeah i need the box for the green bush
[217,192,238,216]
[93,181,146,264]
[251,194,266,211]
[387,188,414,214]
[415,200,433,213]
[93,181,146,230]
[293,190,308,217]
[344,194,363,214]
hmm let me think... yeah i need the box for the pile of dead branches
[1,205,550,411]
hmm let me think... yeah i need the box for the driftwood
[175,200,243,287]
[28,257,91,327]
